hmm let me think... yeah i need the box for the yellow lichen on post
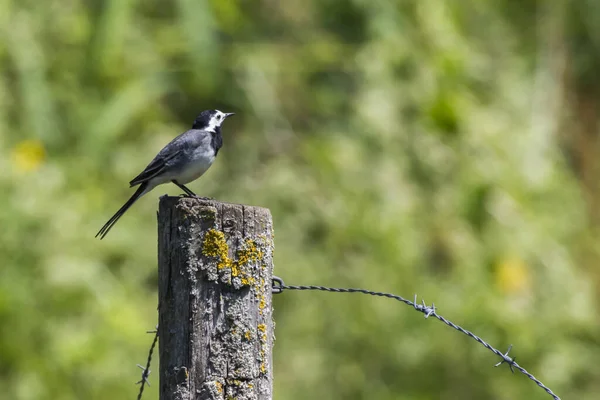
[257,322,269,376]
[202,229,232,270]
[231,263,240,277]
[259,297,266,313]
[236,239,263,266]
[202,231,268,288]
[233,239,264,286]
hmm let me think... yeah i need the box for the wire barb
[137,325,159,400]
[136,364,151,386]
[413,294,436,318]
[271,279,561,400]
[495,344,516,373]
[146,325,158,334]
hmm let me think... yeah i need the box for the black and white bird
[96,109,235,239]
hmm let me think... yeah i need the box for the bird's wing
[129,150,182,187]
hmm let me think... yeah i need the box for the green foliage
[1,0,599,399]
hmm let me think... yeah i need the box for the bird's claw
[178,194,213,201]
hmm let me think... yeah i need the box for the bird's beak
[225,112,235,118]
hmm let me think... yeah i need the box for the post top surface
[158,195,271,214]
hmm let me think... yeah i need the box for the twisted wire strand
[273,280,560,400]
[137,326,159,400]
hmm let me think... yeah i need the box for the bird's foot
[179,194,213,201]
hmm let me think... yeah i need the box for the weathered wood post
[157,197,275,400]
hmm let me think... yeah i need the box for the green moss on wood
[199,207,217,224]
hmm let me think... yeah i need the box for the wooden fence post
[157,197,275,400]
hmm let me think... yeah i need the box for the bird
[95,109,235,239]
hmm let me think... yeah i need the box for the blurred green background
[1,0,599,399]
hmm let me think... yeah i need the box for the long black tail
[96,182,149,240]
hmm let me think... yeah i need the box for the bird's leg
[172,180,213,200]
[172,180,196,196]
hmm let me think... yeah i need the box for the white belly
[147,147,216,188]
[176,153,215,184]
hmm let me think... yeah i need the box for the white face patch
[205,110,226,132]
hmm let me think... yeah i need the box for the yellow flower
[495,256,530,294]
[12,139,46,172]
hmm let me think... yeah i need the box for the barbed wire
[271,276,561,400]
[136,325,158,400]
[135,278,560,400]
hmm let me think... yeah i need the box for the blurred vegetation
[1,0,599,399]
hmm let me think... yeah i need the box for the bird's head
[193,109,235,131]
